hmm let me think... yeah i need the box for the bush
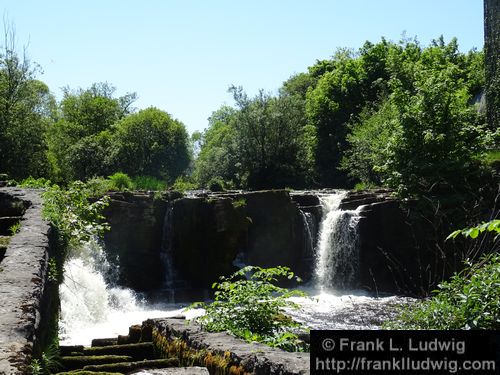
[386,253,500,329]
[387,220,500,329]
[172,176,197,191]
[207,177,225,192]
[82,177,113,197]
[42,181,110,268]
[18,176,53,188]
[132,175,166,191]
[108,172,133,190]
[191,266,308,352]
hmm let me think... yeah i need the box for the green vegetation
[8,221,20,235]
[191,266,308,352]
[42,181,110,279]
[132,175,166,191]
[387,252,500,329]
[108,172,133,191]
[388,220,500,329]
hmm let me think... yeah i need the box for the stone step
[83,342,155,361]
[91,338,119,347]
[61,355,133,371]
[131,367,210,374]
[83,358,179,373]
[55,372,123,375]
[60,345,85,356]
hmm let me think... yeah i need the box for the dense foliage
[0,29,192,185]
[195,37,498,194]
[192,266,308,352]
[42,181,110,266]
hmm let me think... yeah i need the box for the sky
[1,0,485,134]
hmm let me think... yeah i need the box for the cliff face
[485,0,500,130]
[103,190,313,292]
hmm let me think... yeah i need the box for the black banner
[311,330,500,374]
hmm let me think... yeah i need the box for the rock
[150,318,309,375]
[91,338,118,347]
[103,192,170,291]
[0,188,53,375]
[132,368,209,375]
[83,358,179,373]
[83,342,155,361]
[243,190,309,279]
[170,196,249,288]
[61,355,134,371]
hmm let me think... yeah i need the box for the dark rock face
[244,191,308,275]
[342,190,452,295]
[170,197,249,288]
[103,190,312,292]
[103,192,170,291]
[356,200,415,293]
[0,188,53,375]
[150,318,309,375]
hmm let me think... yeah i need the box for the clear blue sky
[2,0,484,134]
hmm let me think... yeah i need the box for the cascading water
[314,192,361,290]
[58,237,199,345]
[300,210,316,258]
[285,191,412,330]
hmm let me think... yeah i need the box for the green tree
[194,105,240,187]
[229,86,311,188]
[0,25,55,179]
[111,107,190,181]
[341,38,490,196]
[47,83,136,182]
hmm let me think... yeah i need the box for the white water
[314,192,361,290]
[59,239,201,346]
[286,287,411,330]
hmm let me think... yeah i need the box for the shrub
[42,181,110,268]
[207,177,225,192]
[83,177,113,197]
[108,172,133,191]
[191,266,308,352]
[132,175,167,191]
[386,253,500,329]
[387,219,500,329]
[172,176,197,192]
[18,176,52,188]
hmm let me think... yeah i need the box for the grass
[482,149,500,166]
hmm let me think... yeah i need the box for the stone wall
[0,188,53,375]
[148,317,309,375]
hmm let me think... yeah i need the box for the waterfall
[313,192,361,290]
[160,204,176,289]
[59,237,190,345]
[300,210,316,258]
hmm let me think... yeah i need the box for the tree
[111,107,190,181]
[0,24,55,179]
[47,83,136,182]
[194,105,240,187]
